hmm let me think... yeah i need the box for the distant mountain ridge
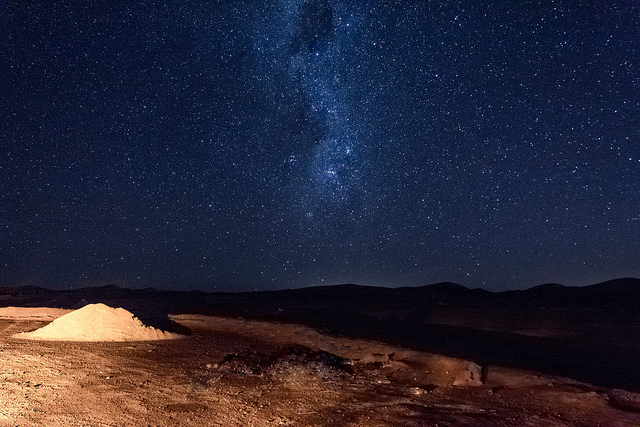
[583,277,640,293]
[2,278,639,317]
[500,277,640,300]
[1,277,639,297]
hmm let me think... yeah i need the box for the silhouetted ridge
[2,285,56,295]
[521,283,569,298]
[415,282,470,294]
[528,283,565,291]
[283,284,397,299]
[585,277,640,294]
[425,281,468,291]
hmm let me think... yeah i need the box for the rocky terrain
[1,278,640,425]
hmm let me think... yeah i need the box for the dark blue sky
[1,0,639,291]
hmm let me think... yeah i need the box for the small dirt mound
[14,303,182,342]
[217,344,354,378]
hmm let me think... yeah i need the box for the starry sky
[1,0,639,292]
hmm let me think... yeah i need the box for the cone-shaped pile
[15,303,181,341]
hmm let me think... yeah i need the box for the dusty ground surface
[2,313,640,426]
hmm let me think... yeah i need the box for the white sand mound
[15,303,182,342]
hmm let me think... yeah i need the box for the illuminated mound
[15,303,181,342]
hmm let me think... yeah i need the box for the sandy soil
[0,307,72,321]
[1,311,640,426]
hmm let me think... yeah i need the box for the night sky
[2,0,639,292]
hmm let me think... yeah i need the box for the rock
[409,384,437,395]
[359,352,390,365]
[453,361,483,387]
[607,389,640,412]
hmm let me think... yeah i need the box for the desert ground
[1,279,640,425]
[0,309,639,426]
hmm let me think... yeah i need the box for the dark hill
[583,277,640,295]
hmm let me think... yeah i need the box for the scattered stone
[409,384,438,395]
[359,352,390,365]
[409,387,424,395]
[453,361,483,387]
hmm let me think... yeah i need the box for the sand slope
[15,303,181,341]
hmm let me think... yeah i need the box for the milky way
[251,0,368,226]
[1,0,639,291]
